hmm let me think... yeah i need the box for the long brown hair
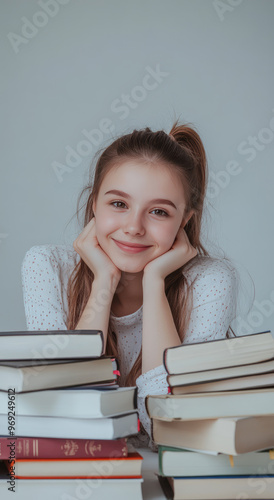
[66,119,234,386]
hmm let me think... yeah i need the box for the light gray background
[1,0,274,335]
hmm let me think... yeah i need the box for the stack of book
[0,330,143,500]
[146,330,274,499]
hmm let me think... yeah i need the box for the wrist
[91,276,117,299]
[142,272,165,290]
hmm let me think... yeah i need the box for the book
[151,415,274,454]
[0,386,137,418]
[0,357,118,392]
[0,330,103,360]
[0,437,128,459]
[163,330,274,374]
[170,370,274,394]
[158,445,274,476]
[158,474,274,500]
[0,412,139,439]
[167,358,274,387]
[5,451,143,479]
[0,465,143,500]
[146,387,274,420]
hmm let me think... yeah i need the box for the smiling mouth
[113,239,152,253]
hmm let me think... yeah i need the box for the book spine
[162,348,169,374]
[133,387,138,409]
[151,417,155,442]
[158,445,164,476]
[0,437,128,459]
[144,395,150,418]
[98,330,104,356]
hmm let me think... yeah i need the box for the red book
[0,437,128,460]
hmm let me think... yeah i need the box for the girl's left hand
[143,226,198,281]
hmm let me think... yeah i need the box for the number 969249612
[7,388,16,436]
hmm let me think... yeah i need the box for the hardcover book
[0,357,118,392]
[146,387,274,421]
[4,451,143,479]
[0,412,139,440]
[0,437,128,460]
[159,474,274,500]
[0,386,137,418]
[163,330,274,374]
[158,445,274,476]
[0,330,104,360]
[151,415,274,455]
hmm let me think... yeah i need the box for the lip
[113,239,152,253]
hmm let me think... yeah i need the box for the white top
[21,244,237,449]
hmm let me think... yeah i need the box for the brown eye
[151,209,169,217]
[111,201,127,208]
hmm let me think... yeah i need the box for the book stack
[0,330,143,500]
[146,330,274,499]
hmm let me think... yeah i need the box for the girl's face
[92,160,192,273]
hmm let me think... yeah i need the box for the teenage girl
[22,120,237,448]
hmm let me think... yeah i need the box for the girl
[22,120,237,449]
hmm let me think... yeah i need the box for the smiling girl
[22,120,237,448]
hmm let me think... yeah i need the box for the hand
[73,218,121,287]
[143,226,198,281]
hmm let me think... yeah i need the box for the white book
[167,358,274,386]
[0,357,117,392]
[164,330,274,374]
[158,447,274,476]
[0,475,143,500]
[0,412,139,439]
[0,330,103,360]
[152,415,274,455]
[146,387,274,421]
[160,475,274,500]
[0,386,137,418]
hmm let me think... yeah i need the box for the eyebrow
[104,190,177,209]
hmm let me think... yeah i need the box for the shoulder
[183,255,237,289]
[21,244,79,277]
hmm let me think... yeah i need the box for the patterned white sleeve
[135,258,237,445]
[136,364,169,444]
[21,245,75,331]
[183,258,237,344]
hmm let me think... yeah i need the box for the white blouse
[21,244,237,449]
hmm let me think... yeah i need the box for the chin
[113,259,146,274]
[118,263,145,274]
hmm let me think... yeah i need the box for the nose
[123,210,145,236]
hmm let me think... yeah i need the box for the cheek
[95,212,117,237]
[152,225,178,252]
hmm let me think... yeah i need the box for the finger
[74,218,96,242]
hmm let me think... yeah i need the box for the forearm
[75,277,116,354]
[142,275,181,374]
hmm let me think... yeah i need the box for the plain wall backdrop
[1,0,274,335]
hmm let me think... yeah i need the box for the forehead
[100,160,186,198]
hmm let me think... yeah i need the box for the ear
[180,209,195,228]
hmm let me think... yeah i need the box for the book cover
[0,437,128,460]
[163,330,274,375]
[0,330,104,360]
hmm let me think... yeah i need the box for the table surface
[139,447,166,500]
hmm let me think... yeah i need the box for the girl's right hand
[73,218,121,287]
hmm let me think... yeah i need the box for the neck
[114,271,143,306]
